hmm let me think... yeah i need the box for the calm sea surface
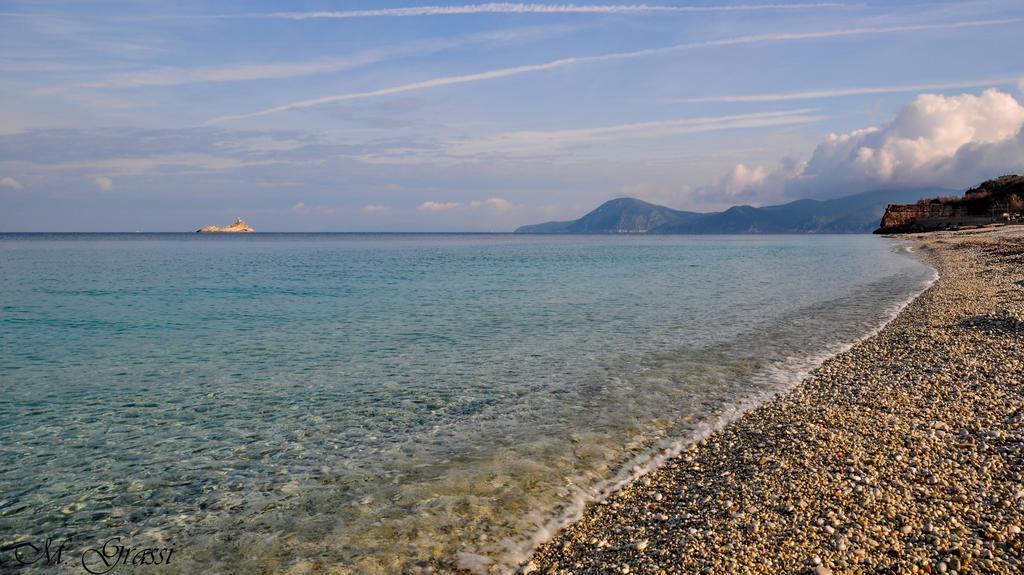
[0,234,933,573]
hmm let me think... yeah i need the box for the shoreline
[490,240,937,573]
[525,227,1024,574]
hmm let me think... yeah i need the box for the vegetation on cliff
[876,175,1024,233]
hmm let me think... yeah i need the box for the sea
[0,233,934,574]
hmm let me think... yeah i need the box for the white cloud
[799,89,1024,191]
[94,175,113,192]
[290,202,336,215]
[484,197,516,213]
[721,164,767,197]
[714,88,1024,200]
[417,201,462,212]
[361,204,391,214]
[207,18,1024,124]
[416,198,521,213]
[0,176,22,190]
[470,197,520,213]
[253,3,846,19]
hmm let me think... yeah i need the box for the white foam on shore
[475,241,939,574]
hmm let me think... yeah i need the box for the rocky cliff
[878,203,959,230]
[875,175,1024,234]
[197,217,254,233]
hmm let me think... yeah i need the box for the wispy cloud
[70,54,392,90]
[352,110,824,165]
[417,200,462,212]
[445,110,824,156]
[0,12,164,58]
[0,58,118,74]
[670,76,1024,103]
[247,3,847,19]
[27,153,314,177]
[43,26,568,91]
[208,17,1024,124]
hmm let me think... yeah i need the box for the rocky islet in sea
[196,217,254,233]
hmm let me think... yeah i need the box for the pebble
[526,228,1024,575]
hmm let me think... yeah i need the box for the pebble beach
[526,227,1024,575]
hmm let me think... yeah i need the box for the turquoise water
[0,234,932,574]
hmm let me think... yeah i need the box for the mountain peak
[515,188,951,234]
[558,197,696,234]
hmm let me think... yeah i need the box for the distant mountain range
[514,188,951,234]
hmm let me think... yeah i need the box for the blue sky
[1,0,1023,231]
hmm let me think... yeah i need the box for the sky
[1,0,1023,231]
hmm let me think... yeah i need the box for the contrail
[244,3,849,20]
[47,26,569,90]
[443,109,825,156]
[669,77,1024,103]
[207,18,1024,125]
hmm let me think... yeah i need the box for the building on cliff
[875,175,1024,234]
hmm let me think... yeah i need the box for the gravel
[525,227,1024,574]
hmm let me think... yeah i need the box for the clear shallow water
[0,234,933,574]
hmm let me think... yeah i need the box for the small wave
[488,243,938,574]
